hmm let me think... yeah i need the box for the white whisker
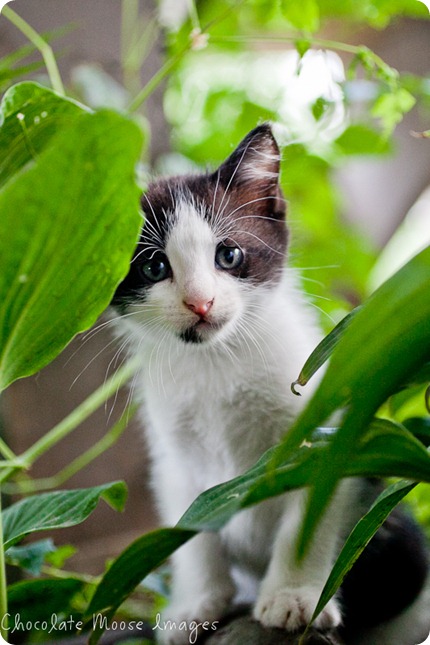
[226,228,284,255]
[225,195,286,220]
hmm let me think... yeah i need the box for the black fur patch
[179,326,203,344]
[340,490,428,638]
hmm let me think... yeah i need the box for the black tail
[339,502,429,640]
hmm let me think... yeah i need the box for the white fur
[239,146,281,181]
[114,200,428,644]
[115,199,347,643]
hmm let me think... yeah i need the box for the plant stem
[42,565,99,586]
[13,405,136,494]
[20,357,139,467]
[2,5,65,95]
[127,47,187,113]
[126,0,252,113]
[0,487,8,641]
[0,439,16,462]
[209,33,392,71]
[121,0,140,89]
[0,357,139,485]
[121,0,139,62]
[187,0,201,32]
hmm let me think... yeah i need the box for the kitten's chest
[142,354,298,474]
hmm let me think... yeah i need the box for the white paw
[253,586,341,632]
[154,592,229,644]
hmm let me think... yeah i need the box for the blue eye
[215,245,243,270]
[141,254,171,282]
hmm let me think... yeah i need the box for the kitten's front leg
[159,533,235,645]
[253,489,345,633]
[152,454,235,644]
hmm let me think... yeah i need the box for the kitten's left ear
[216,124,281,189]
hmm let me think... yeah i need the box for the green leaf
[84,420,430,644]
[279,246,430,460]
[0,81,87,189]
[85,528,195,644]
[311,97,331,122]
[310,482,416,623]
[5,538,56,575]
[3,482,127,549]
[7,578,83,633]
[92,421,428,631]
[388,383,429,420]
[351,418,430,480]
[295,39,311,59]
[0,104,143,391]
[275,246,430,556]
[0,62,45,89]
[403,417,430,447]
[178,445,284,531]
[291,307,362,394]
[311,479,416,626]
[178,420,430,534]
[44,543,78,569]
[281,0,320,32]
[335,124,391,155]
[372,87,416,135]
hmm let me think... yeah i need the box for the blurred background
[0,0,430,577]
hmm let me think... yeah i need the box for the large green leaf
[85,528,195,645]
[291,306,361,394]
[310,479,416,627]
[283,246,430,454]
[7,578,84,634]
[0,102,143,390]
[275,245,430,555]
[177,419,430,532]
[5,538,56,575]
[3,482,127,549]
[280,0,320,32]
[0,82,87,188]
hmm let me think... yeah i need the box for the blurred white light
[368,185,430,292]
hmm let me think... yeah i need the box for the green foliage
[85,529,196,645]
[0,82,85,187]
[281,0,321,32]
[5,539,57,575]
[81,415,430,643]
[311,479,417,627]
[7,578,84,639]
[0,27,68,93]
[276,246,430,554]
[3,482,127,550]
[0,83,143,391]
[372,86,417,135]
[335,124,392,155]
[0,71,144,638]
[291,306,362,392]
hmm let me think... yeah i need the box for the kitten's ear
[216,124,281,189]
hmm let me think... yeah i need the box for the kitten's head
[112,124,288,346]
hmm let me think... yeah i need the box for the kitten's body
[112,125,429,644]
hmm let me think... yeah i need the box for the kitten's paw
[155,592,230,645]
[253,586,341,632]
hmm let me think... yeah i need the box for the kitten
[112,125,429,645]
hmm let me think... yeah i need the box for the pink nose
[184,298,214,317]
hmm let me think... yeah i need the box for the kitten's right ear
[215,124,281,189]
